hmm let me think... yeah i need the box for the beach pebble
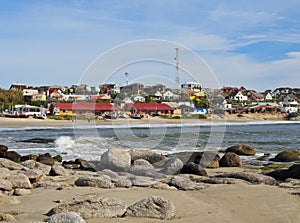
[97,148,131,172]
[47,195,127,219]
[125,195,176,220]
[219,152,242,167]
[45,211,86,223]
[0,158,23,170]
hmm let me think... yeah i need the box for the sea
[1,121,300,165]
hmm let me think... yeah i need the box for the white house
[231,91,248,101]
[133,95,145,102]
[163,90,175,101]
[280,101,299,113]
[265,92,273,101]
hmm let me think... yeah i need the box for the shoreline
[0,113,299,128]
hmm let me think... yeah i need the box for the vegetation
[0,88,24,110]
[47,115,73,120]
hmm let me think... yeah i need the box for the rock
[62,160,81,169]
[226,144,256,156]
[14,188,32,196]
[161,157,183,175]
[219,152,242,167]
[0,158,22,170]
[75,175,114,188]
[267,164,300,181]
[50,163,68,176]
[196,177,236,184]
[45,211,86,223]
[129,149,166,164]
[20,154,38,162]
[133,159,155,169]
[98,149,131,172]
[131,176,156,187]
[0,167,10,178]
[47,195,127,219]
[53,155,63,163]
[0,213,15,222]
[112,176,132,188]
[0,151,22,162]
[0,145,8,152]
[216,172,276,185]
[0,194,20,205]
[99,169,119,180]
[151,182,176,190]
[180,162,208,176]
[257,153,271,161]
[19,169,44,183]
[75,159,96,171]
[129,164,161,178]
[37,153,55,166]
[125,196,176,220]
[271,150,300,162]
[168,175,200,190]
[6,173,32,189]
[0,178,13,191]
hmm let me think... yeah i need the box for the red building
[123,103,174,115]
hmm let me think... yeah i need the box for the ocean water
[0,121,299,163]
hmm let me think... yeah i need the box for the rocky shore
[1,144,300,222]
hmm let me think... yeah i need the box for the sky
[1,0,300,91]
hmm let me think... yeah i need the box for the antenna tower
[175,48,179,89]
[125,72,129,86]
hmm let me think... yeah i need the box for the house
[283,94,300,103]
[121,83,144,94]
[162,90,176,101]
[99,84,120,95]
[55,102,121,116]
[31,93,47,102]
[264,92,273,101]
[9,83,27,91]
[229,91,248,101]
[23,89,39,102]
[248,91,265,101]
[90,94,113,101]
[133,95,146,102]
[123,103,174,115]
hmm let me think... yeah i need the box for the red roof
[123,103,174,111]
[56,102,120,111]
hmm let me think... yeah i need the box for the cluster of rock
[1,143,300,222]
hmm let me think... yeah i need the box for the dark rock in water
[62,160,81,169]
[17,137,55,144]
[47,195,127,218]
[257,153,271,161]
[45,212,86,223]
[129,149,166,164]
[271,150,300,162]
[167,151,220,168]
[219,152,242,167]
[180,162,208,176]
[216,172,276,185]
[0,151,22,162]
[53,155,63,162]
[267,164,300,181]
[226,144,256,156]
[125,196,176,220]
[21,154,38,162]
[0,145,8,152]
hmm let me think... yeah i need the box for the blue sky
[0,0,300,91]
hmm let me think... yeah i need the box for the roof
[123,103,174,111]
[56,102,120,111]
[90,95,112,100]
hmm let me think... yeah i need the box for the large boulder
[6,173,32,189]
[47,195,127,219]
[21,154,38,162]
[180,162,208,176]
[0,158,22,170]
[75,175,114,188]
[129,149,166,164]
[168,175,200,190]
[126,196,176,220]
[22,160,51,175]
[50,163,68,176]
[0,167,10,178]
[37,153,56,166]
[219,152,242,167]
[98,149,131,172]
[267,164,300,181]
[161,157,183,175]
[45,212,86,223]
[226,144,256,156]
[271,150,300,162]
[0,151,22,163]
[0,178,13,191]
[18,169,44,183]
